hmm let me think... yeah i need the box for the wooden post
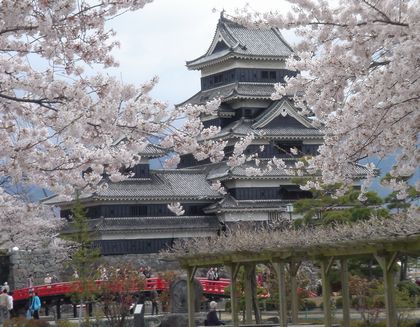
[186,266,197,327]
[320,257,334,327]
[340,258,350,327]
[73,304,77,318]
[244,263,253,324]
[374,252,398,327]
[56,301,61,320]
[272,262,287,327]
[88,302,93,317]
[227,263,241,327]
[288,260,301,325]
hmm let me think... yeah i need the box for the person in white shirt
[44,274,52,284]
[27,274,34,288]
[6,292,13,318]
[0,289,10,323]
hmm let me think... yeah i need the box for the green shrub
[265,300,277,311]
[397,280,420,298]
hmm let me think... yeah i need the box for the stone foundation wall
[9,251,182,290]
[9,249,70,289]
[101,253,181,275]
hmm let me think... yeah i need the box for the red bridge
[13,277,231,302]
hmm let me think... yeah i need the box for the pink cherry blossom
[237,0,419,198]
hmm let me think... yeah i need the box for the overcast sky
[106,0,293,107]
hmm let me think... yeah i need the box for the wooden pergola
[169,217,420,327]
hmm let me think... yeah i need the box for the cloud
[105,0,294,106]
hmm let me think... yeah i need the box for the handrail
[13,277,232,302]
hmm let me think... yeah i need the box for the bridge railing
[196,277,230,295]
[13,282,75,301]
[13,277,234,302]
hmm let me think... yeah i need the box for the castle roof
[178,82,276,107]
[204,160,369,182]
[89,216,220,234]
[187,14,293,70]
[204,195,289,213]
[44,169,222,205]
[197,98,323,141]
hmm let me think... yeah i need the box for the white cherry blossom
[237,0,419,197]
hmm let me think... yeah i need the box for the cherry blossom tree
[1,1,264,241]
[0,188,64,251]
[237,0,419,199]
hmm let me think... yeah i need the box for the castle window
[130,205,147,217]
[214,74,223,85]
[261,70,277,81]
[244,109,252,118]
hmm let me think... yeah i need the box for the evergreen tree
[382,174,419,214]
[66,196,101,324]
[291,179,389,227]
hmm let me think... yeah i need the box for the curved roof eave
[187,53,288,71]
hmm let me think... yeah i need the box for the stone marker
[133,304,144,327]
[170,277,203,313]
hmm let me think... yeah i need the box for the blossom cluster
[164,212,420,259]
[0,1,254,248]
[236,0,419,197]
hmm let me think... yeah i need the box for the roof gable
[210,40,230,54]
[187,14,293,70]
[252,99,314,129]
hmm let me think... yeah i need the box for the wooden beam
[186,266,196,327]
[244,263,254,324]
[232,262,241,280]
[320,258,333,327]
[340,258,350,327]
[177,236,420,268]
[374,252,398,327]
[272,262,288,327]
[288,260,301,325]
[189,266,198,282]
[227,263,241,327]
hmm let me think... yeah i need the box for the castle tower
[178,14,324,225]
[46,15,327,258]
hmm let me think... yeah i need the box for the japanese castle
[45,15,366,257]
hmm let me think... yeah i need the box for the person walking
[29,291,41,319]
[0,289,10,324]
[44,274,52,284]
[213,268,220,281]
[151,287,159,315]
[27,274,34,288]
[207,268,215,280]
